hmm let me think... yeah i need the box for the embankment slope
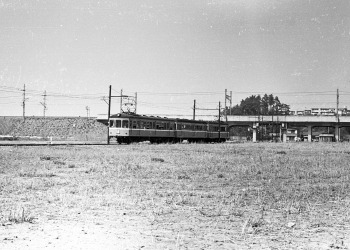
[0,116,106,141]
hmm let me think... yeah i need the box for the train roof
[110,113,173,121]
[109,113,228,125]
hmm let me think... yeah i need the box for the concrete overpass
[226,115,350,142]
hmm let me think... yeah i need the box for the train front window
[109,120,114,127]
[115,120,121,128]
[122,120,129,128]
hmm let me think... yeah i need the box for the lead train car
[108,113,229,144]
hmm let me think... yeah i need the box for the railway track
[0,141,108,146]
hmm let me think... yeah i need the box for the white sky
[0,0,349,117]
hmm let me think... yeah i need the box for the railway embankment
[0,116,106,141]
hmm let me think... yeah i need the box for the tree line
[226,94,290,115]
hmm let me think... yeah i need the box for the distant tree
[240,95,261,115]
[228,94,290,115]
[229,104,242,115]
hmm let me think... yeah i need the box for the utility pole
[22,84,26,121]
[135,92,137,114]
[336,88,340,141]
[85,106,90,118]
[107,85,112,145]
[40,91,47,117]
[225,89,232,122]
[120,89,123,113]
[225,89,227,121]
[218,101,221,141]
[193,99,196,120]
[230,91,232,115]
[336,88,339,121]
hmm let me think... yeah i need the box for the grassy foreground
[1,142,350,249]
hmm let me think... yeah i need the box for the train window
[176,123,181,130]
[196,125,203,131]
[221,126,226,132]
[114,120,121,128]
[122,120,129,128]
[109,120,114,127]
[132,120,137,129]
[156,122,163,130]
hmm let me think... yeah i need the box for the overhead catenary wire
[1,84,349,116]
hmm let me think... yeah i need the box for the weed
[8,208,36,224]
[19,171,56,178]
[40,156,52,161]
[151,157,165,163]
[53,160,66,165]
[177,175,190,180]
[276,151,287,155]
[217,173,224,178]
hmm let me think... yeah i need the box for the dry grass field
[1,142,350,249]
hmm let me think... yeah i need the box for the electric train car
[108,113,229,143]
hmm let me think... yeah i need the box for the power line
[0,95,22,98]
[136,91,223,96]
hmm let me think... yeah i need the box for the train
[108,113,229,144]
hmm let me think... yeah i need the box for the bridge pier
[252,126,257,142]
[307,125,313,142]
[335,125,340,142]
[281,123,287,142]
